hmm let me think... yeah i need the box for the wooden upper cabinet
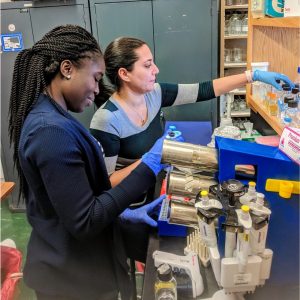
[246,0,300,134]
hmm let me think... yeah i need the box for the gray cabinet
[153,0,219,126]
[90,0,154,51]
[89,0,219,126]
[1,0,91,210]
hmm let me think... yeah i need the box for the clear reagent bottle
[155,263,177,300]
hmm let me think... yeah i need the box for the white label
[8,24,15,32]
[233,273,252,285]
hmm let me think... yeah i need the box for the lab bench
[142,192,299,300]
[142,121,299,300]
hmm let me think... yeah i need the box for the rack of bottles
[220,0,251,124]
[220,0,249,77]
[246,0,300,134]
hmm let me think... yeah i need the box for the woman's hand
[119,195,166,227]
[252,70,294,90]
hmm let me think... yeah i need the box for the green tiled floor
[1,200,36,300]
[1,199,144,299]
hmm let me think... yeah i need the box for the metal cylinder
[162,140,218,173]
[167,172,217,198]
[169,200,198,227]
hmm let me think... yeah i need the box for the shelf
[225,4,248,9]
[224,62,247,68]
[231,109,250,118]
[229,88,246,95]
[1,182,15,201]
[251,16,300,28]
[224,35,248,39]
[247,95,284,134]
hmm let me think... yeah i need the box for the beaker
[241,14,248,34]
[224,48,232,62]
[229,13,242,35]
[233,48,243,62]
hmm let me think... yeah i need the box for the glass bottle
[233,48,243,62]
[291,87,299,103]
[285,100,298,126]
[166,125,184,142]
[155,264,177,300]
[281,95,294,122]
[268,93,278,116]
[241,14,248,34]
[229,13,242,35]
[278,85,291,120]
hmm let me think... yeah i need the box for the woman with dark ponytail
[9,25,166,300]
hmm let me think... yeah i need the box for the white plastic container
[251,62,269,72]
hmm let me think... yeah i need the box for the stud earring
[66,75,71,80]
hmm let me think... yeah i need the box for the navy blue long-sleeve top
[18,94,156,299]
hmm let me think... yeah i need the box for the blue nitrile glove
[142,135,168,175]
[252,70,294,90]
[120,195,166,227]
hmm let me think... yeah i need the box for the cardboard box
[264,0,284,17]
[284,0,300,17]
[279,127,300,165]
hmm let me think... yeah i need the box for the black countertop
[142,233,219,300]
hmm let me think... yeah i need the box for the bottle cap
[168,131,175,137]
[201,190,208,197]
[157,264,173,281]
[275,79,281,84]
[282,84,291,91]
[291,88,299,94]
[284,96,293,103]
[288,100,297,108]
[249,181,256,187]
[241,205,250,213]
[284,116,292,123]
[257,192,265,199]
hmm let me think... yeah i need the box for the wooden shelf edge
[252,16,300,28]
[225,4,248,9]
[224,62,247,68]
[225,35,248,39]
[1,182,15,201]
[247,95,284,134]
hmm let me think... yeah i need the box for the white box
[251,62,269,72]
[284,0,300,17]
[279,127,300,165]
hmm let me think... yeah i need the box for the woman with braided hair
[9,25,167,300]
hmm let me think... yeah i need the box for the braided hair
[8,24,103,199]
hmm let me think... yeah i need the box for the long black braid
[8,24,102,199]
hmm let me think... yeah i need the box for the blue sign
[1,33,24,52]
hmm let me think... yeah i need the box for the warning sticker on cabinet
[1,33,24,52]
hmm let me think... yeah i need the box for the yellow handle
[265,179,300,199]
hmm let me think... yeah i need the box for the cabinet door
[90,0,154,51]
[30,4,90,41]
[30,3,95,129]
[153,0,218,125]
[1,8,34,210]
